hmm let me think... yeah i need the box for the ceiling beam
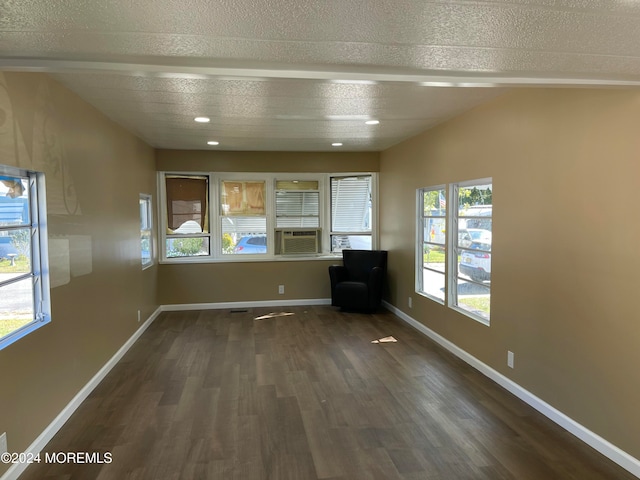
[3,57,640,88]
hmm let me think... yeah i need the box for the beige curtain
[165,176,209,232]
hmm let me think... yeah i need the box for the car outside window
[415,179,493,325]
[450,180,493,324]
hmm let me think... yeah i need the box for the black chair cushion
[329,249,388,311]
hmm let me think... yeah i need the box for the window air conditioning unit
[275,229,321,255]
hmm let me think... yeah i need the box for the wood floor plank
[18,306,638,480]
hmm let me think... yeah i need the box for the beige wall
[380,88,640,459]
[3,74,638,473]
[159,260,336,305]
[0,72,158,474]
[156,149,380,174]
[156,150,379,305]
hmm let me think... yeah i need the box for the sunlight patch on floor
[254,312,296,320]
[371,336,397,344]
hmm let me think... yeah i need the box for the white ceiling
[2,0,640,152]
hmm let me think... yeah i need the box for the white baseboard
[161,298,331,312]
[382,301,640,479]
[1,307,163,480]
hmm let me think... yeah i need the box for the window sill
[416,291,445,305]
[159,253,343,265]
[450,305,490,326]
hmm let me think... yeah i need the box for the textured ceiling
[2,0,640,151]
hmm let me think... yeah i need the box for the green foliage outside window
[222,233,234,254]
[9,229,30,256]
[459,186,492,208]
[169,237,204,256]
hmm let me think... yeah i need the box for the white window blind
[276,191,320,228]
[330,175,372,252]
[222,217,267,235]
[331,176,371,232]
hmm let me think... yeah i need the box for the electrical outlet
[507,351,515,369]
[278,285,285,295]
[408,296,412,308]
[0,432,7,455]
[137,310,141,322]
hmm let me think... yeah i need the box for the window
[416,178,492,324]
[158,172,376,261]
[221,180,267,255]
[417,186,447,303]
[275,180,320,228]
[140,194,153,268]
[0,166,51,350]
[274,179,322,255]
[450,180,492,323]
[330,175,372,252]
[164,175,210,258]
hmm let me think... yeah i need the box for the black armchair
[329,249,388,311]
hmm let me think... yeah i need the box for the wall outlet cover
[507,351,515,369]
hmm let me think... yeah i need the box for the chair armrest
[328,265,349,288]
[367,266,385,297]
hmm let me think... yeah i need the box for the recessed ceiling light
[332,142,343,147]
[365,120,380,125]
[326,115,369,121]
[331,79,378,85]
[418,81,456,87]
[194,116,210,123]
[207,141,219,146]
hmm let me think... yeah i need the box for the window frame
[416,185,447,304]
[415,177,492,325]
[218,174,270,258]
[0,165,51,351]
[275,179,321,229]
[139,193,154,269]
[159,172,212,262]
[157,171,377,263]
[329,174,376,253]
[448,178,493,325]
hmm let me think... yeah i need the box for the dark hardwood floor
[20,306,635,480]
